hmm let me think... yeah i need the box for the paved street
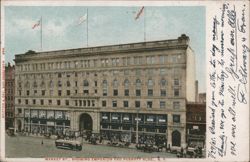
[6,135,177,158]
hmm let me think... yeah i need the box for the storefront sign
[147,118,154,122]
[112,116,118,120]
[159,119,166,122]
[102,116,108,119]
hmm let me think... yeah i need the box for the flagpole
[86,8,89,47]
[41,16,43,51]
[144,7,146,42]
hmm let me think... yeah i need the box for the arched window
[103,80,108,88]
[83,80,89,87]
[160,79,166,87]
[124,79,129,89]
[113,79,118,88]
[136,79,141,87]
[148,79,153,87]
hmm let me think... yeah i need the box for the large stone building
[14,34,196,147]
[5,63,15,129]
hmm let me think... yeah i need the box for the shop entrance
[79,113,93,131]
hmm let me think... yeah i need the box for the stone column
[167,126,172,147]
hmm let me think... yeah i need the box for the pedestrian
[41,140,43,145]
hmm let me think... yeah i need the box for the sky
[4,6,205,92]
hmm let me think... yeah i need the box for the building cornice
[15,36,190,63]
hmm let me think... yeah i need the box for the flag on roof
[135,6,144,20]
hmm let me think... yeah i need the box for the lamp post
[136,108,139,144]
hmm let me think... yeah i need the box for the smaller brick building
[186,102,206,147]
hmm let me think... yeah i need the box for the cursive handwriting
[212,16,220,41]
[208,3,248,158]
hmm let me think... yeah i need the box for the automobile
[55,139,82,151]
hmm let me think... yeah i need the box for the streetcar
[55,139,82,151]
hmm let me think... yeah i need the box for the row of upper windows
[18,88,180,97]
[17,68,183,80]
[17,54,183,71]
[18,78,180,89]
[17,98,180,109]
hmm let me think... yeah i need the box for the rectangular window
[102,101,107,107]
[58,90,62,96]
[83,90,89,95]
[159,55,166,64]
[123,101,129,108]
[123,57,130,66]
[103,89,107,96]
[173,101,180,109]
[160,90,166,96]
[19,90,22,96]
[160,101,166,108]
[160,68,166,75]
[147,101,153,108]
[112,101,117,107]
[148,89,153,96]
[135,69,141,76]
[95,89,97,94]
[173,115,180,123]
[49,100,52,105]
[18,99,21,104]
[33,99,36,105]
[124,89,129,96]
[113,89,118,96]
[65,100,69,106]
[75,90,77,94]
[57,100,61,106]
[136,90,141,96]
[58,81,62,87]
[146,56,155,64]
[94,81,97,87]
[174,89,180,97]
[40,100,44,105]
[18,108,22,114]
[26,90,29,96]
[174,79,179,86]
[124,70,129,75]
[75,81,78,87]
[135,101,140,108]
[25,99,28,105]
[42,90,45,96]
[67,90,71,96]
[58,73,62,78]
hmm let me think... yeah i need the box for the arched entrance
[172,130,181,147]
[17,120,22,132]
[79,113,93,131]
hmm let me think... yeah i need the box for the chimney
[195,80,199,102]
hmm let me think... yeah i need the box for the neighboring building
[14,34,196,147]
[186,102,206,147]
[198,93,206,103]
[5,63,15,129]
